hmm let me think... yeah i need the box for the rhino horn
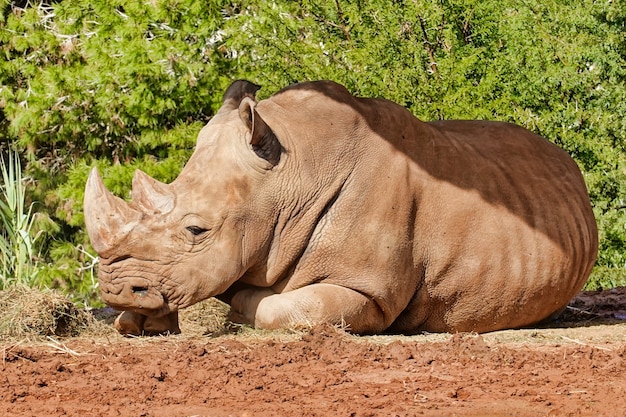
[84,168,141,255]
[131,170,174,215]
[218,80,261,114]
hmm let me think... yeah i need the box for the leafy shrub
[0,0,625,302]
[222,0,626,289]
[1,0,232,303]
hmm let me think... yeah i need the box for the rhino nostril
[132,286,149,296]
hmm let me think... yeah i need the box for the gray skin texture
[84,80,598,336]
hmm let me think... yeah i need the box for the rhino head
[84,81,283,332]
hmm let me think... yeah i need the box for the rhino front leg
[230,283,387,334]
[114,310,181,336]
[114,310,146,335]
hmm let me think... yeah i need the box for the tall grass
[0,150,42,288]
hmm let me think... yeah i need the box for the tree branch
[417,14,437,74]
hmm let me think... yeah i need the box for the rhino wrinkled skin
[84,80,598,336]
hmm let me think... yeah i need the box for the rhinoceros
[84,80,598,336]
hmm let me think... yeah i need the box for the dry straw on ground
[0,286,111,340]
[178,297,231,336]
[0,287,266,341]
[3,286,624,345]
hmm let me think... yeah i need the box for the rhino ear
[238,97,282,166]
[131,170,175,215]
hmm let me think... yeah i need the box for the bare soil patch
[2,288,626,416]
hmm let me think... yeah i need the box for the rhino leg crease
[231,284,386,334]
[229,288,275,326]
[114,310,180,336]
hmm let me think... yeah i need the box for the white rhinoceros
[84,80,598,336]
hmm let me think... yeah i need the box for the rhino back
[389,119,597,332]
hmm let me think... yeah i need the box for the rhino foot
[114,310,181,336]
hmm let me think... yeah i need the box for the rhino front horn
[84,168,140,256]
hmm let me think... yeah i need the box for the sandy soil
[2,288,626,417]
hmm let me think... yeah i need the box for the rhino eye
[186,226,209,236]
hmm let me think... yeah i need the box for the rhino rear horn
[239,97,282,166]
[131,170,174,215]
[218,80,261,114]
[84,168,141,255]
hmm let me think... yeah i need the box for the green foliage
[1,0,234,303]
[0,149,43,288]
[0,0,625,301]
[223,0,626,289]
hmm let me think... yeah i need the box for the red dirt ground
[2,288,626,417]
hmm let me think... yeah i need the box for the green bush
[1,0,233,303]
[1,0,625,302]
[223,0,626,289]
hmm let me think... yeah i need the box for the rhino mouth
[100,278,169,317]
